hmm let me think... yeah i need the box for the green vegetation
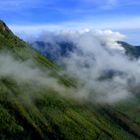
[0,20,140,140]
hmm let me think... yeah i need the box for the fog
[1,29,140,104]
[0,52,68,94]
[30,29,140,103]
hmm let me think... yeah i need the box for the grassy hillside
[0,20,140,140]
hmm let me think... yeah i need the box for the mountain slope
[32,40,140,63]
[118,41,140,58]
[31,41,76,62]
[0,20,140,140]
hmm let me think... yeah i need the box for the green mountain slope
[0,20,140,140]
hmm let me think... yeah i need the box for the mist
[29,29,140,103]
[1,28,140,104]
[0,51,69,96]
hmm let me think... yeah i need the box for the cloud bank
[30,29,140,103]
[1,29,140,104]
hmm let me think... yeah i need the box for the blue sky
[0,0,140,44]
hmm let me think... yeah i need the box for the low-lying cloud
[0,52,68,95]
[30,29,140,103]
[1,29,140,104]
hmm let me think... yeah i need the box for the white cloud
[34,29,140,103]
[2,26,140,104]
